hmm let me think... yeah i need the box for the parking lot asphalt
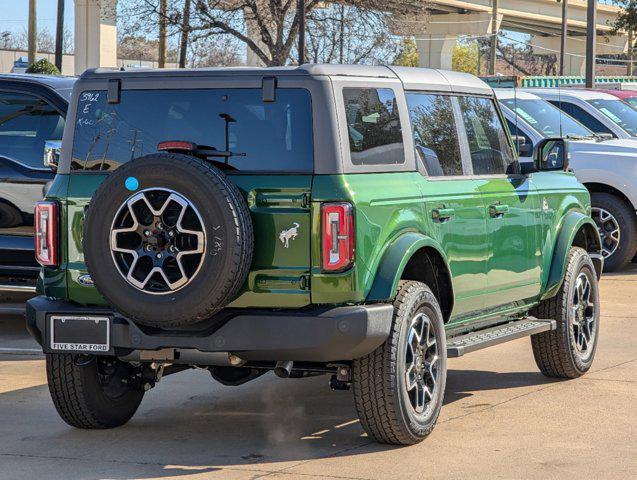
[0,267,635,480]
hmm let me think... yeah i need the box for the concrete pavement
[0,267,635,480]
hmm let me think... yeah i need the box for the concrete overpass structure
[74,0,626,75]
[392,0,627,75]
[74,0,118,74]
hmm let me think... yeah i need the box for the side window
[458,96,517,175]
[406,92,462,176]
[342,87,404,165]
[549,100,613,135]
[0,91,64,169]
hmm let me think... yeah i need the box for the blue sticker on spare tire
[125,177,139,191]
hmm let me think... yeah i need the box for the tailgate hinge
[301,192,311,209]
[299,274,311,290]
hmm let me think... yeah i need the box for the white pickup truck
[495,89,637,271]
[526,88,637,140]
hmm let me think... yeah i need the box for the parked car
[0,74,74,300]
[527,88,637,139]
[596,87,637,108]
[27,65,602,445]
[496,88,637,271]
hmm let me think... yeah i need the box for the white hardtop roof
[522,88,620,101]
[493,88,542,101]
[83,64,493,96]
[390,66,493,95]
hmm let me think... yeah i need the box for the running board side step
[0,284,36,293]
[447,318,556,358]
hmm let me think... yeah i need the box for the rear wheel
[590,192,637,272]
[530,247,600,378]
[46,354,144,429]
[352,281,446,445]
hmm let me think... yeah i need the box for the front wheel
[46,354,145,429]
[352,281,447,445]
[530,247,600,378]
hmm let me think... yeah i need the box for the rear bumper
[26,296,394,362]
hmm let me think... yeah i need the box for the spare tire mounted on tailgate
[83,153,253,328]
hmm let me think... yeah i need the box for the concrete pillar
[416,35,457,70]
[530,34,628,76]
[74,0,118,75]
[394,13,500,71]
[244,7,271,66]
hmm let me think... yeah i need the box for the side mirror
[534,137,569,172]
[511,134,532,158]
[518,141,533,158]
[44,140,61,169]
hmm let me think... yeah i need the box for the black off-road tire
[352,281,447,445]
[46,354,144,429]
[591,192,637,272]
[530,247,600,379]
[83,153,253,328]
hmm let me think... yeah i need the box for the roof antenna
[514,80,519,154]
[558,74,563,139]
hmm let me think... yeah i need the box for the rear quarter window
[71,88,313,172]
[342,87,404,166]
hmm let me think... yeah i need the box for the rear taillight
[35,201,58,266]
[321,202,354,272]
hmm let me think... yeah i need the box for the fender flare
[366,232,452,302]
[542,211,603,300]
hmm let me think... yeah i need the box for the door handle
[489,203,509,217]
[432,207,455,221]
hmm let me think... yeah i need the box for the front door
[406,92,489,319]
[457,96,541,311]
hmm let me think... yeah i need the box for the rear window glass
[71,88,313,172]
[343,87,404,165]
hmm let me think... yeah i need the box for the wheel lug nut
[143,230,150,236]
[168,230,174,237]
[156,253,162,259]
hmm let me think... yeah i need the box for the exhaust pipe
[274,360,294,378]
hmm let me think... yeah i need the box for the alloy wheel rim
[109,188,206,295]
[591,207,620,259]
[571,272,596,358]
[404,313,439,415]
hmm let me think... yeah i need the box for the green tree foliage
[611,1,637,74]
[611,1,637,34]
[25,58,61,75]
[392,38,419,67]
[452,43,479,75]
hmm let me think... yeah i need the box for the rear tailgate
[64,172,313,308]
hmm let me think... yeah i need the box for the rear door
[64,76,314,307]
[457,95,541,310]
[406,92,489,319]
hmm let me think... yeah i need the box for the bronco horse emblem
[279,222,300,248]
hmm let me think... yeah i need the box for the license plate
[50,316,110,352]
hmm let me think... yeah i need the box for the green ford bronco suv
[27,65,603,445]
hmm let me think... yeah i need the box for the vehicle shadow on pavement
[0,366,563,480]
[444,369,560,405]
